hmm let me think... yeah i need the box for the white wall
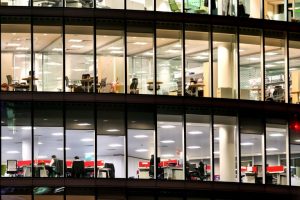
[100,155,125,178]
[1,53,13,84]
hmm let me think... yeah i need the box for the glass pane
[239,28,262,101]
[185,24,210,98]
[127,105,155,179]
[186,112,211,181]
[33,103,63,178]
[1,102,32,177]
[184,0,209,14]
[266,119,288,185]
[213,26,237,99]
[213,114,238,182]
[96,20,125,94]
[65,22,94,93]
[264,0,286,21]
[290,114,300,186]
[127,0,153,10]
[264,30,286,103]
[289,0,300,22]
[33,22,63,92]
[213,0,237,16]
[127,21,154,95]
[156,0,182,12]
[65,0,93,8]
[33,0,63,7]
[66,103,95,178]
[1,23,31,92]
[289,32,300,104]
[96,0,124,9]
[157,106,184,180]
[157,23,183,96]
[1,0,29,6]
[33,187,64,200]
[239,0,261,18]
[97,104,126,178]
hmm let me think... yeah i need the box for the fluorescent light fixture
[166,49,181,53]
[248,57,260,61]
[275,61,284,64]
[239,49,245,52]
[22,126,33,130]
[160,140,175,144]
[266,147,278,151]
[143,52,153,56]
[81,138,94,142]
[214,151,220,154]
[38,155,47,159]
[241,142,254,146]
[265,64,276,68]
[14,66,21,69]
[200,52,209,56]
[16,47,29,51]
[52,48,63,52]
[72,69,86,72]
[269,133,284,137]
[78,123,91,126]
[133,42,148,45]
[193,56,207,60]
[52,132,63,136]
[15,54,27,58]
[70,45,84,48]
[7,43,21,47]
[46,62,61,66]
[108,47,122,50]
[214,137,220,141]
[69,39,83,43]
[136,149,148,152]
[1,136,13,140]
[57,147,71,151]
[188,131,203,135]
[106,129,120,132]
[134,135,149,138]
[265,52,278,56]
[161,154,174,158]
[187,146,201,149]
[160,125,176,129]
[109,144,123,147]
[7,151,20,154]
[38,142,43,145]
[110,50,123,54]
[295,139,300,142]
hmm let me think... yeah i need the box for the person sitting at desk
[48,155,57,177]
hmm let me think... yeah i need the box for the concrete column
[250,0,261,18]
[219,125,235,182]
[22,139,31,161]
[218,43,233,88]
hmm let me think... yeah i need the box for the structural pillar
[250,0,261,18]
[22,139,31,161]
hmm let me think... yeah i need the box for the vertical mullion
[261,0,264,19]
[285,31,289,103]
[30,17,34,178]
[94,102,97,178]
[93,18,97,93]
[237,112,241,183]
[31,101,34,178]
[182,23,186,97]
[261,29,265,101]
[262,115,266,184]
[237,27,240,100]
[31,18,34,93]
[154,22,157,96]
[124,21,127,95]
[211,109,214,182]
[288,119,291,186]
[154,105,158,179]
[63,18,66,93]
[125,104,128,179]
[183,107,186,180]
[209,25,213,98]
[63,104,66,178]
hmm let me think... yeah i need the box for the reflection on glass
[1,24,31,92]
[33,25,63,92]
[184,0,209,14]
[239,28,262,101]
[65,24,94,93]
[266,120,288,185]
[127,0,153,10]
[96,20,125,94]
[213,114,238,182]
[264,30,285,103]
[33,0,63,7]
[97,104,126,178]
[1,102,32,177]
[186,113,211,181]
[96,0,124,9]
[66,103,95,178]
[213,0,236,16]
[213,26,237,99]
[239,0,261,18]
[289,33,300,104]
[264,0,286,21]
[185,24,210,97]
[65,0,93,8]
[157,23,183,96]
[156,0,182,12]
[157,109,184,180]
[127,21,154,95]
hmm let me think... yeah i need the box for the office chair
[6,75,13,85]
[54,159,64,177]
[104,163,115,178]
[130,78,138,94]
[168,0,180,12]
[6,160,18,177]
[72,160,85,178]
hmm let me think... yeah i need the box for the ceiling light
[22,126,34,130]
[109,144,123,147]
[134,135,149,138]
[187,146,201,149]
[248,57,260,61]
[69,39,83,43]
[106,129,120,132]
[166,49,181,53]
[1,136,13,140]
[46,62,61,66]
[193,56,207,60]
[265,52,278,56]
[52,132,63,136]
[16,47,29,51]
[38,155,47,159]
[161,154,174,158]
[214,151,220,154]
[133,42,148,45]
[70,45,84,49]
[6,151,20,154]
[57,147,71,151]
[295,139,300,142]
[160,125,176,129]
[239,49,245,52]
[110,50,123,54]
[7,43,21,47]
[15,54,27,58]
[160,140,175,144]
[38,142,43,145]
[143,52,153,56]
[72,69,86,72]
[200,52,209,56]
[275,61,284,64]
[266,147,278,151]
[52,48,63,52]
[136,149,148,152]
[77,123,91,126]
[269,133,284,137]
[81,138,94,142]
[265,64,276,68]
[188,131,203,135]
[214,137,220,141]
[241,142,254,146]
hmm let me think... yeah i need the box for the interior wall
[1,53,13,84]
[99,155,125,178]
[128,156,148,178]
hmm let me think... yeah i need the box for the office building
[1,0,300,199]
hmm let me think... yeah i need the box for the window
[65,0,93,8]
[290,114,300,186]
[264,0,287,21]
[184,0,209,14]
[213,0,236,16]
[33,0,62,7]
[96,0,124,9]
[127,0,153,10]
[239,0,261,18]
[1,0,29,6]
[289,32,300,104]
[156,0,182,12]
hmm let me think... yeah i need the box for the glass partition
[96,0,124,9]
[289,32,300,104]
[264,30,286,103]
[1,22,32,92]
[185,24,210,97]
[157,22,183,96]
[213,26,237,99]
[239,28,262,101]
[96,19,125,94]
[65,19,94,93]
[156,0,182,12]
[264,0,287,21]
[127,21,154,95]
[127,0,153,10]
[1,102,32,177]
[33,18,63,92]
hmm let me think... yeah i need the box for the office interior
[1,101,300,187]
[1,19,300,104]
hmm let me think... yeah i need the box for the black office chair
[72,160,85,178]
[104,163,115,178]
[130,78,138,94]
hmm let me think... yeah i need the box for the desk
[187,83,205,97]
[291,91,300,104]
[163,167,183,180]
[97,167,111,178]
[147,81,163,91]
[22,77,38,91]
